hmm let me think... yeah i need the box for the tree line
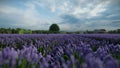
[0,24,60,34]
[0,24,120,34]
[108,29,120,34]
[0,28,32,34]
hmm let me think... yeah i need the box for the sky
[0,0,120,31]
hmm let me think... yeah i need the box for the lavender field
[0,34,120,68]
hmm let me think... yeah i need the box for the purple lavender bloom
[0,34,120,68]
[81,63,88,68]
[105,59,119,68]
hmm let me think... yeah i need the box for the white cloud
[34,0,57,13]
[84,20,120,30]
[33,0,109,19]
[59,2,70,12]
[32,0,119,30]
[0,6,23,14]
[89,5,105,17]
[0,1,55,29]
[50,5,56,12]
[0,0,119,31]
[107,14,120,18]
[59,24,71,31]
[88,1,110,17]
[70,0,110,19]
[48,0,110,20]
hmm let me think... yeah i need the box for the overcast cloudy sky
[0,0,120,31]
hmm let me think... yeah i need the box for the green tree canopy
[49,24,60,33]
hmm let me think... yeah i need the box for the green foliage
[0,48,2,51]
[74,52,84,64]
[72,64,76,68]
[108,29,120,33]
[16,43,23,50]
[19,29,25,34]
[28,30,32,34]
[2,64,8,68]
[0,28,33,34]
[117,55,120,61]
[18,59,27,68]
[112,53,120,61]
[32,30,49,34]
[0,44,6,48]
[62,54,69,61]
[91,46,97,52]
[49,24,60,33]
[0,27,120,34]
[38,47,46,56]
[38,47,44,53]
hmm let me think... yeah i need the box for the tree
[24,29,32,34]
[49,24,60,33]
[11,29,16,34]
[18,29,25,34]
[6,28,12,34]
[117,29,120,33]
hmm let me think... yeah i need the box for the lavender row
[0,34,120,68]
